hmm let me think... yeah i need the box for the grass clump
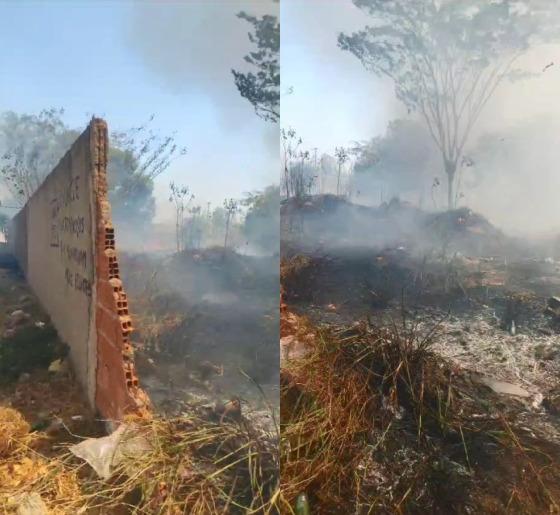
[280,316,560,514]
[0,407,282,514]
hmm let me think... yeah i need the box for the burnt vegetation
[281,1,560,512]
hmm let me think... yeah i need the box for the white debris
[69,424,151,480]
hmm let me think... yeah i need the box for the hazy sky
[282,0,560,236]
[0,0,278,222]
[282,0,560,151]
[281,0,404,154]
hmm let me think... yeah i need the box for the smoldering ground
[281,2,560,512]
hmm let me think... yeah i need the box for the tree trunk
[444,158,457,210]
[337,164,341,196]
[175,211,180,253]
[224,217,230,252]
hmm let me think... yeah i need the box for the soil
[0,260,102,458]
[280,197,560,512]
[119,247,279,428]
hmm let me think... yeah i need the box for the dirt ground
[0,251,281,514]
[0,261,100,443]
[282,249,560,424]
[119,247,279,429]
[280,199,560,513]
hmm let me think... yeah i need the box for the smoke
[126,1,279,229]
[281,0,403,153]
[127,1,277,131]
[465,114,560,238]
[283,0,560,240]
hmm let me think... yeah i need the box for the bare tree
[169,182,194,253]
[290,149,317,199]
[223,198,239,252]
[334,146,349,196]
[339,0,560,208]
[281,127,302,198]
[111,114,187,189]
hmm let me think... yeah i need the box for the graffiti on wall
[49,174,93,297]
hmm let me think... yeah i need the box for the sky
[282,0,560,152]
[3,0,560,235]
[0,0,278,223]
[281,0,404,154]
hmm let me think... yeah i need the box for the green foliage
[108,147,155,227]
[0,109,78,204]
[109,115,186,228]
[232,12,280,122]
[0,109,185,228]
[243,185,280,253]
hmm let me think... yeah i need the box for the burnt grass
[280,197,560,513]
[0,263,68,384]
[120,247,279,414]
[281,319,560,514]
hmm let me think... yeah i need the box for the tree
[281,128,317,199]
[0,109,78,204]
[339,0,560,209]
[281,127,301,198]
[110,115,187,187]
[185,205,203,249]
[0,109,186,229]
[334,146,349,196]
[109,115,187,228]
[108,147,156,227]
[232,10,280,122]
[169,182,194,253]
[223,198,239,252]
[242,185,280,253]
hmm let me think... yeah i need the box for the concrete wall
[10,119,149,421]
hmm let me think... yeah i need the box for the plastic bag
[69,424,151,480]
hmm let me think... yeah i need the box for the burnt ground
[280,196,560,512]
[282,198,560,412]
[0,249,280,514]
[120,247,280,428]
[0,254,103,456]
[282,248,560,434]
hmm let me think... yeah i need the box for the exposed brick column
[90,119,151,421]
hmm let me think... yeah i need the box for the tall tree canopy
[339,0,560,208]
[232,9,280,123]
[0,110,185,229]
[0,109,78,202]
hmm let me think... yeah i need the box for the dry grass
[0,407,31,458]
[280,315,560,514]
[0,408,281,514]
